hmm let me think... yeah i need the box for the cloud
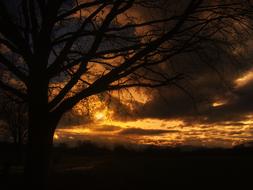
[119,36,253,125]
[202,78,253,123]
[92,125,122,132]
[119,127,177,136]
[59,43,253,127]
[39,0,253,135]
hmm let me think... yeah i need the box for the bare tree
[0,93,27,145]
[0,0,252,189]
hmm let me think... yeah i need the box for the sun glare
[54,133,59,140]
[94,111,107,121]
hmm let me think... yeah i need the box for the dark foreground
[1,142,253,190]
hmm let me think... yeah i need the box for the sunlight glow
[54,133,59,140]
[212,101,226,107]
[54,114,253,148]
[94,111,107,121]
[92,108,114,123]
[235,71,253,88]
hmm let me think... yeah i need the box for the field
[1,142,253,190]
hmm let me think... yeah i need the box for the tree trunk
[25,116,56,190]
[24,70,59,189]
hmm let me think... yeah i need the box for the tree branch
[0,54,28,84]
[0,80,27,100]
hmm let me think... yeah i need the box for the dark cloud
[125,40,253,125]
[200,78,253,123]
[119,128,178,136]
[92,125,122,132]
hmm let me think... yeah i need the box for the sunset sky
[47,1,253,149]
[1,0,253,149]
[3,2,253,190]
[54,56,253,148]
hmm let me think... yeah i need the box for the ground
[1,142,253,190]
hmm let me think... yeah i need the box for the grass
[1,141,253,189]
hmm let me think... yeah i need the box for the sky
[1,0,253,148]
[48,1,253,149]
[54,42,253,148]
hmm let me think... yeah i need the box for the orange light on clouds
[94,111,106,121]
[212,101,226,107]
[54,114,253,148]
[54,133,59,140]
[235,70,253,88]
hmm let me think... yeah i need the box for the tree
[0,93,28,145]
[0,0,252,189]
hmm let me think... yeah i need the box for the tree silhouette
[0,93,27,145]
[0,0,252,189]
